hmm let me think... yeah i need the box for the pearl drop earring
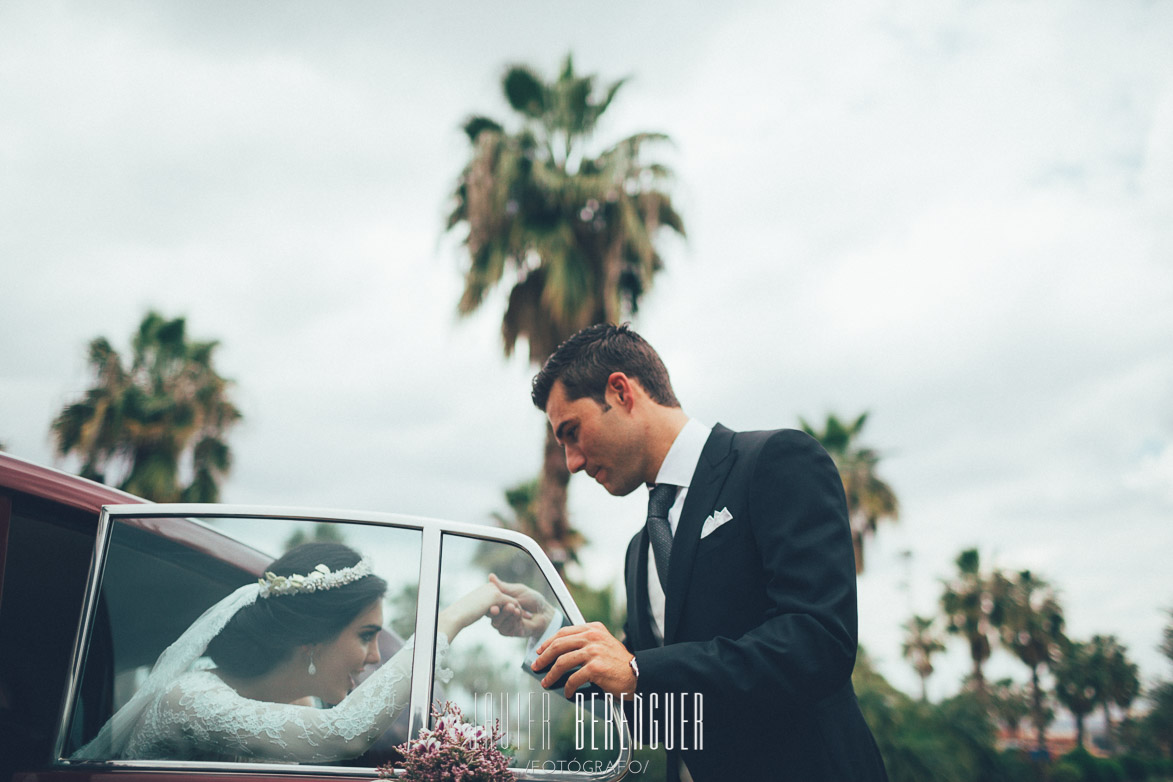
[308,651,317,676]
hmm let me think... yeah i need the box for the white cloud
[1125,441,1173,505]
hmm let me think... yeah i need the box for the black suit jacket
[622,425,888,782]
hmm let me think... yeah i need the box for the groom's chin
[605,480,641,498]
[600,473,647,499]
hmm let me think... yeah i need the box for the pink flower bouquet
[378,702,512,782]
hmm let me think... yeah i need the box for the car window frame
[0,494,10,613]
[56,503,631,782]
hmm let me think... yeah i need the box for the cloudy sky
[2,0,1171,702]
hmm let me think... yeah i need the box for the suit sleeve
[632,429,858,708]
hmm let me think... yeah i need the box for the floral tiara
[257,560,373,598]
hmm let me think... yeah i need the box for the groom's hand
[488,573,556,638]
[531,622,636,699]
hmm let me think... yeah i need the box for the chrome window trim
[53,505,117,763]
[405,522,441,742]
[54,503,631,781]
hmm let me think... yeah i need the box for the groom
[527,324,888,782]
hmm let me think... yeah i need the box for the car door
[54,505,631,781]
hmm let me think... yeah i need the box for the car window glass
[433,534,627,776]
[0,497,95,780]
[64,514,421,768]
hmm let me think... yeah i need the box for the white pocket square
[700,507,734,539]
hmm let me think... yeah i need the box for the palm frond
[595,77,629,120]
[503,65,546,118]
[462,114,503,142]
[658,197,686,237]
[502,270,547,359]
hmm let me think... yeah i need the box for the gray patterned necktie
[646,483,677,591]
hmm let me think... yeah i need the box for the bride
[74,542,522,763]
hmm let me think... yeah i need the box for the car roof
[0,451,269,574]
[0,451,145,514]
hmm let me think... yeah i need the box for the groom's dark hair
[532,322,680,411]
[207,542,387,678]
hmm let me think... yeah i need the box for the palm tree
[490,478,543,544]
[1163,607,1173,663]
[997,569,1066,753]
[1054,639,1098,749]
[988,678,1031,747]
[902,614,946,701]
[447,54,684,569]
[1146,609,1173,758]
[52,311,241,501]
[940,548,1004,699]
[480,477,585,579]
[1088,634,1140,749]
[799,412,898,573]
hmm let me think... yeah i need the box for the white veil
[72,582,262,760]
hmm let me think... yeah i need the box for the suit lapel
[625,527,655,649]
[663,424,737,644]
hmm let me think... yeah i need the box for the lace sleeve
[129,634,452,762]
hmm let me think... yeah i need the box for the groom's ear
[606,372,636,411]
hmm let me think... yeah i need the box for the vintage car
[0,452,631,782]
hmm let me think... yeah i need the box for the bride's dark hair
[207,542,388,678]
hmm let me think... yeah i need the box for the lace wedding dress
[121,635,450,762]
[74,582,453,764]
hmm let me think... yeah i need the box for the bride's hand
[487,573,556,638]
[436,582,522,641]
